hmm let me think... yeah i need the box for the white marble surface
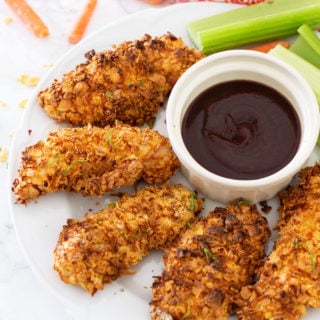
[0,1,173,319]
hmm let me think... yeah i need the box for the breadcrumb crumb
[0,148,8,163]
[18,98,28,109]
[0,101,7,107]
[17,74,39,87]
[3,17,13,25]
[42,63,54,68]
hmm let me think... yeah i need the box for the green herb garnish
[203,247,219,265]
[106,132,115,149]
[105,201,116,208]
[293,239,317,273]
[150,116,156,129]
[189,193,196,211]
[182,311,191,319]
[142,116,157,129]
[236,199,251,206]
[105,91,113,99]
[62,154,89,175]
[186,221,193,229]
[137,81,144,88]
[105,200,124,211]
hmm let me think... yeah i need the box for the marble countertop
[0,1,174,319]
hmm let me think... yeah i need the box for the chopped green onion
[104,200,124,211]
[150,116,156,129]
[137,81,144,88]
[62,154,89,175]
[105,201,116,208]
[105,91,113,99]
[203,247,219,265]
[106,132,115,149]
[236,199,251,206]
[290,24,320,69]
[188,193,196,211]
[186,221,193,229]
[293,239,317,273]
[148,116,156,129]
[187,0,320,55]
[142,116,156,129]
[182,311,191,319]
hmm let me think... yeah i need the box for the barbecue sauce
[182,80,301,180]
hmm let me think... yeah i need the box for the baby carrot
[4,0,49,38]
[249,40,290,53]
[68,0,97,44]
[143,0,164,4]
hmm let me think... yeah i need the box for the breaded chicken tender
[53,184,204,295]
[150,202,270,320]
[12,122,179,204]
[238,164,320,320]
[37,33,204,127]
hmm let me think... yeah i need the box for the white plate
[7,2,320,320]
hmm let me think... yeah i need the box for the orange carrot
[4,0,49,38]
[249,40,290,53]
[143,0,164,4]
[68,0,97,44]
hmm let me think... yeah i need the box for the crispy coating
[12,123,180,204]
[53,184,204,295]
[238,164,320,320]
[150,202,270,320]
[37,33,204,127]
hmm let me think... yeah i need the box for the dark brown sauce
[182,80,301,180]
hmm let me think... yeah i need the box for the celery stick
[187,0,320,55]
[269,44,320,145]
[269,44,320,105]
[290,24,320,69]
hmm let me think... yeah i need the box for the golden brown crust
[150,202,270,320]
[37,33,204,127]
[53,184,204,295]
[237,164,320,320]
[12,122,180,203]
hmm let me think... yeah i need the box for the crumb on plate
[17,74,40,87]
[0,147,8,163]
[18,98,28,109]
[3,17,13,25]
[42,63,54,68]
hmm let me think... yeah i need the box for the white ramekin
[166,50,320,203]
